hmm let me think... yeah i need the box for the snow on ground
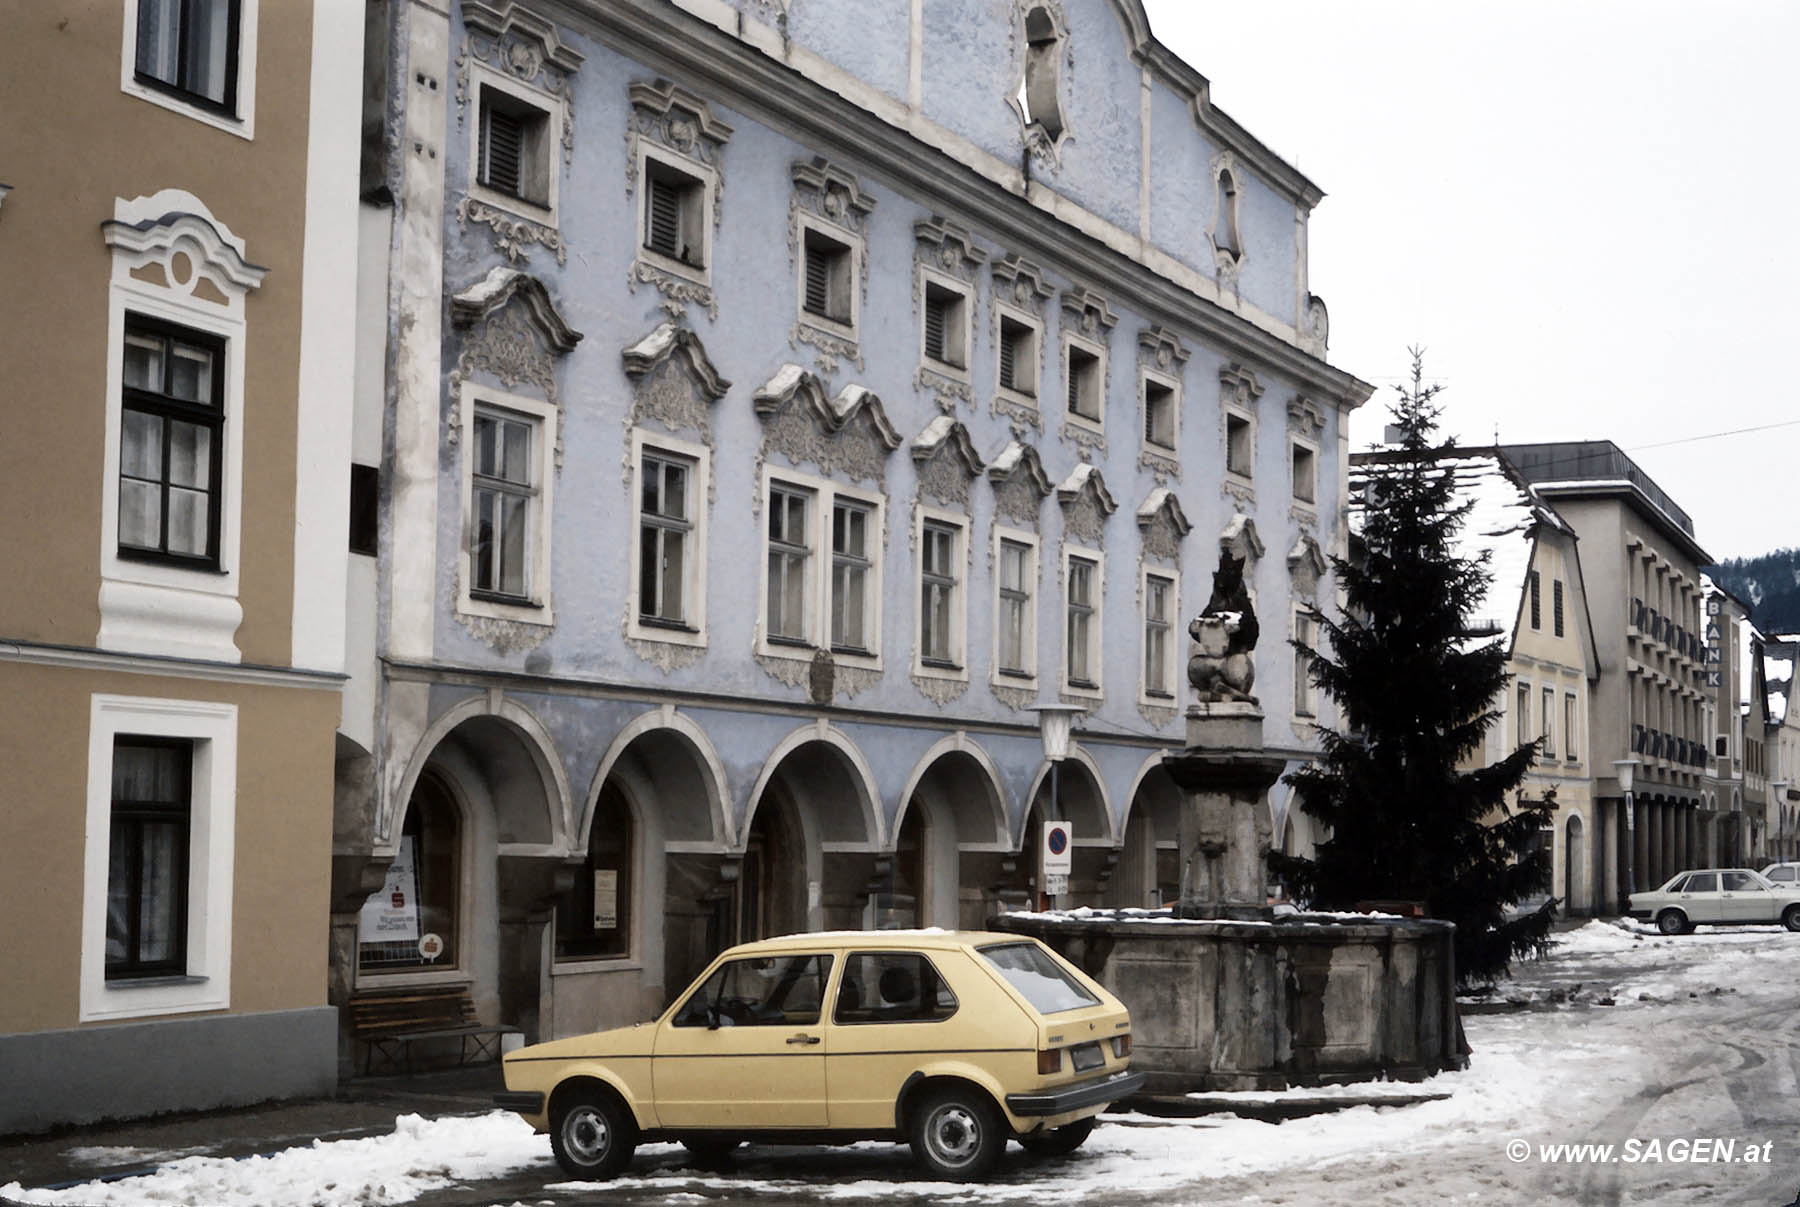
[7,924,1797,1207]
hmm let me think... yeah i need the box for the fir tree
[1270,350,1556,985]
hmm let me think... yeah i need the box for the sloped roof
[1348,448,1573,650]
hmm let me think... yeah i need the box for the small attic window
[1214,169,1241,258]
[1019,7,1065,141]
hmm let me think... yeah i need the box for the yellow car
[494,930,1143,1181]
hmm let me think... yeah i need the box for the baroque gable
[912,417,986,508]
[1057,463,1118,546]
[447,268,581,462]
[754,365,900,485]
[1288,532,1328,600]
[622,322,730,438]
[1137,488,1191,563]
[987,441,1054,528]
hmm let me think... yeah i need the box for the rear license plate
[1070,1041,1104,1072]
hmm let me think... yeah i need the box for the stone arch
[895,734,1013,928]
[1023,744,1114,846]
[895,734,1011,850]
[745,721,885,852]
[386,692,573,857]
[585,705,730,850]
[1117,753,1181,907]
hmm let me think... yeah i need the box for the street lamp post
[1774,782,1791,862]
[1028,702,1087,910]
[1614,758,1642,909]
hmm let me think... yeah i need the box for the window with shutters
[1553,578,1565,637]
[630,431,710,647]
[1143,376,1175,451]
[921,277,970,372]
[997,309,1040,401]
[800,225,855,328]
[477,84,551,208]
[1529,570,1542,630]
[1291,440,1316,505]
[1064,338,1102,425]
[640,154,709,274]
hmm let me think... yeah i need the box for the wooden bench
[348,987,519,1075]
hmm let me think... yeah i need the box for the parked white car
[1760,862,1800,886]
[1627,869,1800,935]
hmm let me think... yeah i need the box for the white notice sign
[593,869,619,930]
[358,836,421,943]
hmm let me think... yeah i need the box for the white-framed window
[637,145,715,287]
[1542,686,1556,757]
[82,694,237,1022]
[1291,439,1317,506]
[100,190,261,663]
[920,270,972,374]
[1225,407,1255,480]
[797,215,860,336]
[1063,333,1105,428]
[458,386,556,624]
[629,430,709,647]
[1142,569,1178,702]
[1565,692,1580,763]
[915,509,967,675]
[993,528,1039,685]
[1516,681,1530,750]
[1293,606,1317,718]
[756,465,884,665]
[1142,371,1178,454]
[1062,547,1103,696]
[766,482,814,645]
[466,61,564,226]
[995,304,1041,404]
[121,0,259,138]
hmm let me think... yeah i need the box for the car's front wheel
[1656,909,1690,936]
[1782,905,1800,933]
[1019,1115,1096,1157]
[910,1086,1004,1180]
[549,1089,636,1180]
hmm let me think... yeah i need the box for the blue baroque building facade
[333,0,1373,1055]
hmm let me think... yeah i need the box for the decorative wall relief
[446,267,582,464]
[1287,394,1326,441]
[754,365,901,486]
[1056,463,1117,546]
[627,637,706,674]
[455,199,567,265]
[622,322,730,441]
[626,79,734,317]
[1219,361,1264,507]
[1288,532,1328,602]
[1058,286,1117,454]
[1301,293,1330,357]
[789,158,877,372]
[911,672,970,708]
[990,254,1055,433]
[911,417,986,509]
[1137,488,1191,564]
[986,441,1053,529]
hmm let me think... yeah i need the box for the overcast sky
[1143,0,1799,561]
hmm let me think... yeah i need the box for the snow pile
[1546,918,1647,955]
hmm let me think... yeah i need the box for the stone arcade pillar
[1165,702,1285,920]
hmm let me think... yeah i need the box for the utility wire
[1625,418,1800,453]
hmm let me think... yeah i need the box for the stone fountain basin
[990,907,1462,1093]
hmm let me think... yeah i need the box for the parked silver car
[1627,869,1800,935]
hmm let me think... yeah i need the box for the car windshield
[977,942,1099,1015]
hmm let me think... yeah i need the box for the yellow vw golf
[494,930,1143,1181]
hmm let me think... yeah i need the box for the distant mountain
[1710,548,1800,635]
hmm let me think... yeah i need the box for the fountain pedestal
[1170,702,1286,920]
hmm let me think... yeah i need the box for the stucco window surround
[1133,327,1188,482]
[912,218,987,409]
[1061,545,1105,700]
[789,159,876,372]
[100,190,265,663]
[1058,288,1117,451]
[755,463,885,672]
[627,428,710,650]
[1219,363,1264,503]
[992,525,1041,690]
[913,504,969,685]
[1292,604,1318,720]
[1209,151,1246,282]
[81,694,237,1022]
[1140,567,1180,706]
[989,255,1054,430]
[456,384,556,626]
[1009,2,1070,163]
[465,60,566,228]
[623,79,733,316]
[1286,395,1325,516]
[120,0,259,139]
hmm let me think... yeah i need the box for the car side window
[673,954,834,1027]
[1770,867,1795,883]
[1722,871,1760,892]
[1683,872,1716,893]
[833,952,958,1024]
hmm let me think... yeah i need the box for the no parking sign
[1042,821,1073,876]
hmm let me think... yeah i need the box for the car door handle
[786,1034,821,1045]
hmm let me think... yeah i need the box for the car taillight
[1037,1047,1062,1075]
[1112,1034,1131,1059]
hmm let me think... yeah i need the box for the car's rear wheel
[681,1137,743,1165]
[1782,905,1800,933]
[1656,909,1689,936]
[1019,1115,1096,1157]
[549,1089,635,1180]
[910,1086,1003,1180]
